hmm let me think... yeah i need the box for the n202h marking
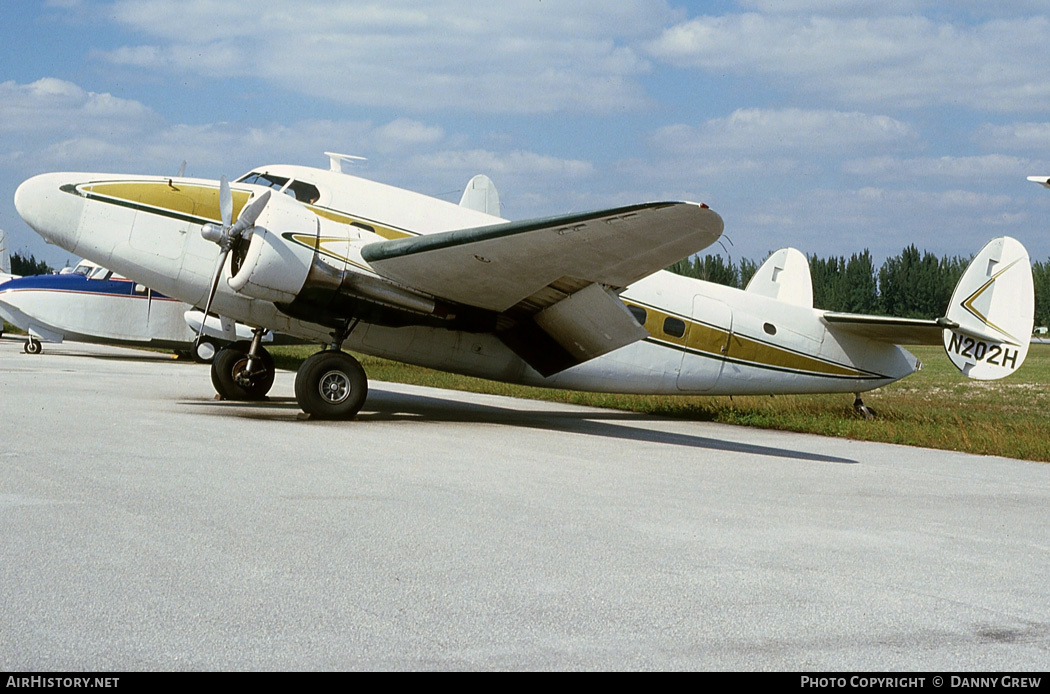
[947,331,1018,368]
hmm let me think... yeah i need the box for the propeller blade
[219,176,232,229]
[195,248,230,347]
[231,189,272,236]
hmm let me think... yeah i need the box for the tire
[210,343,274,400]
[294,351,368,420]
[24,338,42,355]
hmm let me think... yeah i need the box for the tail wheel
[295,351,368,420]
[210,342,274,400]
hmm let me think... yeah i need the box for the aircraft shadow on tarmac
[188,385,857,465]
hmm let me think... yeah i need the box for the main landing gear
[294,350,368,420]
[294,319,368,420]
[23,337,42,355]
[209,323,369,420]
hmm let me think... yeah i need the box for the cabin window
[627,304,647,326]
[663,317,686,338]
[237,172,320,204]
[763,322,777,336]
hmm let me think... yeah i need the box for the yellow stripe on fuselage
[625,300,874,379]
[81,181,252,224]
[83,180,414,241]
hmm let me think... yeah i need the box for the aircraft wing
[822,312,950,345]
[361,202,723,313]
[361,201,723,375]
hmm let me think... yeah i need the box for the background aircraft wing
[361,202,723,312]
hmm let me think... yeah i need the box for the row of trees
[669,246,1050,328]
[9,253,54,276]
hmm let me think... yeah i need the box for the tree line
[669,245,1050,329]
[9,252,54,276]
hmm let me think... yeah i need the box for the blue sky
[4,0,1050,270]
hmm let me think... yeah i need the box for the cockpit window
[237,171,320,204]
[87,266,112,281]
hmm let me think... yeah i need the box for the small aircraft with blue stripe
[13,154,1035,420]
[0,259,264,360]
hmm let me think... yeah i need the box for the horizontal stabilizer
[362,202,723,313]
[823,313,948,345]
[827,237,1034,381]
[745,248,812,307]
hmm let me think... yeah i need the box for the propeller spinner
[195,176,271,347]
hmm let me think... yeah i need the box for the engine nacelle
[227,197,316,303]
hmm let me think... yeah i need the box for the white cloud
[0,78,157,136]
[652,108,917,155]
[842,154,1034,181]
[96,0,677,114]
[647,13,1050,113]
[976,122,1050,152]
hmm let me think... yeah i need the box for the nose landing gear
[210,328,275,400]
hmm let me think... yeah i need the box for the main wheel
[294,351,368,420]
[24,338,42,355]
[210,343,275,400]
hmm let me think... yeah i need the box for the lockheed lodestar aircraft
[13,154,1035,420]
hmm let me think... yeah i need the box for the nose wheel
[23,337,42,355]
[294,351,368,420]
[210,340,275,400]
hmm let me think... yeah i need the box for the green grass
[270,343,1050,462]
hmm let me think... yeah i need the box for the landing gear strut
[293,319,368,420]
[210,328,275,400]
[853,395,875,420]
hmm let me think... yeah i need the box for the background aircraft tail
[942,236,1033,380]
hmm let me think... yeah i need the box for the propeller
[195,176,271,348]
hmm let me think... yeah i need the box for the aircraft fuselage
[14,168,918,397]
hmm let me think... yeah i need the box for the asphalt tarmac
[1,337,1048,671]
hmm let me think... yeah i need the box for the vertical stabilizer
[744,248,813,307]
[459,175,501,216]
[943,236,1033,380]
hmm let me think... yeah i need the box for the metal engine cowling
[227,196,316,303]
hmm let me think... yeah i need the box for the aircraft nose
[14,173,84,252]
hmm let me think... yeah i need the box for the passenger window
[663,317,686,338]
[627,304,647,326]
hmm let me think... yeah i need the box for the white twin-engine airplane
[14,154,1035,420]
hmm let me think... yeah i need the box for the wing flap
[361,202,723,312]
